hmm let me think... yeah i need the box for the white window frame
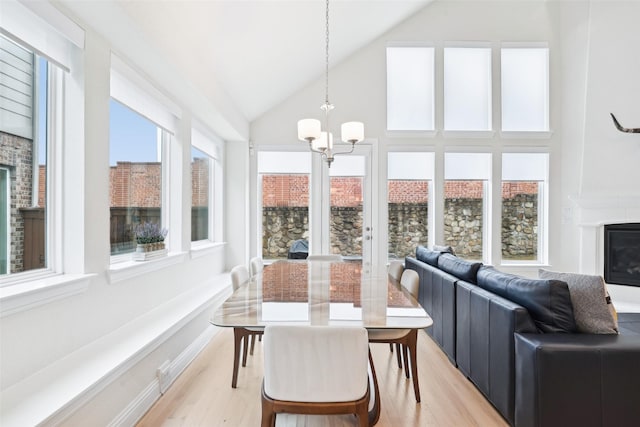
[386,43,436,136]
[443,43,493,135]
[500,151,549,266]
[190,127,221,246]
[500,42,551,136]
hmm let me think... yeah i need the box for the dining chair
[250,256,264,277]
[307,254,343,261]
[387,261,405,355]
[388,260,404,281]
[261,325,371,427]
[230,264,264,388]
[368,268,422,402]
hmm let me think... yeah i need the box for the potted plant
[133,222,168,260]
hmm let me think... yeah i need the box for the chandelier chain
[325,0,330,105]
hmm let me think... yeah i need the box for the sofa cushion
[437,253,482,284]
[539,269,618,334]
[432,244,456,255]
[416,246,441,267]
[477,266,576,333]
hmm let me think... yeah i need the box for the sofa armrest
[515,332,640,427]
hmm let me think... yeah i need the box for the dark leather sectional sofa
[405,246,640,427]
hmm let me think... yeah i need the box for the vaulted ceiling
[60,0,434,125]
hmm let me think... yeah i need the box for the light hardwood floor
[137,328,508,427]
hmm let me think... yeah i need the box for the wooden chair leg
[261,389,276,427]
[389,343,394,353]
[403,343,410,379]
[242,333,249,367]
[395,342,403,369]
[232,328,243,388]
[407,330,421,402]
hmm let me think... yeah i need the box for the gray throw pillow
[432,244,456,255]
[538,269,618,334]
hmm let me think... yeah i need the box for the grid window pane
[191,147,210,242]
[109,99,163,255]
[387,46,435,131]
[444,47,492,131]
[501,48,549,131]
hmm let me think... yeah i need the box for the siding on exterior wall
[0,35,34,140]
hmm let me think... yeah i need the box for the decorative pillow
[432,244,456,255]
[416,246,441,267]
[478,267,577,333]
[437,253,482,284]
[538,269,618,334]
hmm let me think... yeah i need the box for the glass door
[321,147,373,267]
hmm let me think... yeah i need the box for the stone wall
[330,207,363,256]
[262,207,309,258]
[501,193,538,260]
[444,198,484,259]
[388,203,428,260]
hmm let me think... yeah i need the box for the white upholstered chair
[307,254,343,261]
[368,268,422,402]
[261,325,371,427]
[250,256,264,277]
[230,264,264,388]
[388,260,404,281]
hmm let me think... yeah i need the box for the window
[501,153,548,263]
[444,153,491,261]
[258,152,311,259]
[330,156,365,257]
[501,47,549,131]
[191,147,210,242]
[444,47,492,131]
[386,46,435,131]
[109,99,164,256]
[387,152,433,260]
[0,35,52,277]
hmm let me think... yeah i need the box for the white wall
[0,3,239,425]
[248,1,640,306]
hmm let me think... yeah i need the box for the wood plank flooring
[137,328,508,427]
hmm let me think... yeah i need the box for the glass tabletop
[211,260,432,329]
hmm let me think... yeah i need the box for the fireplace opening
[604,223,640,287]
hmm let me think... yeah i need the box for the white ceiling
[66,0,434,123]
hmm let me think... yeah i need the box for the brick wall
[0,131,35,273]
[191,158,208,207]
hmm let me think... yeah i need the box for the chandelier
[297,0,365,167]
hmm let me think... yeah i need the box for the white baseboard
[108,326,220,427]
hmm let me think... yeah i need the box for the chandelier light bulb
[298,119,322,142]
[341,122,364,143]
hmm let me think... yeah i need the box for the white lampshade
[312,132,333,151]
[341,122,364,143]
[298,119,321,141]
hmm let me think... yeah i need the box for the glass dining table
[210,259,433,425]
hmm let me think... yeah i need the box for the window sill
[385,130,438,139]
[500,130,554,139]
[0,274,94,318]
[108,252,188,284]
[190,241,226,259]
[442,130,495,139]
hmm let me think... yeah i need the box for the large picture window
[387,152,433,260]
[0,35,52,277]
[109,99,164,256]
[191,146,211,242]
[444,47,492,131]
[501,46,549,131]
[501,153,548,263]
[444,153,491,261]
[258,152,311,260]
[386,46,435,131]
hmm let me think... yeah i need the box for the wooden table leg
[407,329,421,403]
[232,327,243,388]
